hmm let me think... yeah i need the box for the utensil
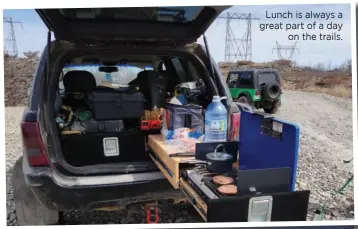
[185,159,211,165]
[168,152,196,157]
[205,144,234,174]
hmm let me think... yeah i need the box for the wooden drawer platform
[148,135,197,189]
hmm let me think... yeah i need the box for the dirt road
[6,90,354,225]
[276,91,354,220]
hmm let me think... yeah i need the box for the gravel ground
[6,91,354,225]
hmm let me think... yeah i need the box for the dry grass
[303,85,352,98]
[281,73,352,98]
[273,59,293,66]
[4,52,39,106]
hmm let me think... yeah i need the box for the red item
[230,112,240,141]
[150,120,161,129]
[165,109,170,129]
[141,120,150,131]
[140,120,161,131]
[145,206,159,223]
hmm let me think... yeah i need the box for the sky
[3,4,351,68]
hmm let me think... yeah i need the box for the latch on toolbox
[248,196,273,222]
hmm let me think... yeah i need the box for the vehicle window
[59,64,151,91]
[171,58,187,82]
[238,72,253,88]
[228,73,239,87]
[186,61,200,81]
[171,57,200,82]
[258,72,279,85]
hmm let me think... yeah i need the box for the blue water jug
[204,96,228,142]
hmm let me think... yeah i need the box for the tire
[264,106,279,114]
[263,82,281,101]
[12,157,60,225]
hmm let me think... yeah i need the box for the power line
[217,13,260,65]
[272,41,300,61]
[3,17,23,57]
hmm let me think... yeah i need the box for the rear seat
[62,70,97,108]
[129,70,168,109]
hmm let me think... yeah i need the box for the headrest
[129,70,157,87]
[137,70,158,79]
[63,70,96,95]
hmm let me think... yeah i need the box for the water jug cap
[213,96,227,101]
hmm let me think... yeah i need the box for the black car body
[14,6,309,225]
[15,6,240,225]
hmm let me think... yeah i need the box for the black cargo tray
[179,166,310,222]
[206,190,310,222]
[180,177,310,222]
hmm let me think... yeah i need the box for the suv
[227,69,282,114]
[14,6,240,225]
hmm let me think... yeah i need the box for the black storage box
[81,120,124,133]
[60,130,148,167]
[87,89,146,120]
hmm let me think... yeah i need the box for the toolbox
[87,89,146,120]
[148,110,311,222]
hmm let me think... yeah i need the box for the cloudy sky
[3,3,351,68]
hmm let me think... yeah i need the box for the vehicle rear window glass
[258,73,279,85]
[59,64,153,91]
[238,72,253,88]
[58,7,203,23]
[228,73,238,83]
[227,73,238,87]
[187,62,200,80]
[170,57,200,82]
[171,58,186,82]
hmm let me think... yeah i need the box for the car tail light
[21,122,49,166]
[255,90,260,96]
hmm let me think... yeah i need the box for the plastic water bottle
[204,96,228,142]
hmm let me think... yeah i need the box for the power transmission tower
[3,17,23,57]
[217,13,260,64]
[272,41,299,61]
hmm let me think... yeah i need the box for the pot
[205,144,234,174]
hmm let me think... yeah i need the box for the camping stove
[184,166,238,200]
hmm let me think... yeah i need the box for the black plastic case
[87,90,146,120]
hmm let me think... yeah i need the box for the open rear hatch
[36,6,230,44]
[35,6,230,175]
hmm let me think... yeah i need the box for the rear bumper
[22,157,182,211]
